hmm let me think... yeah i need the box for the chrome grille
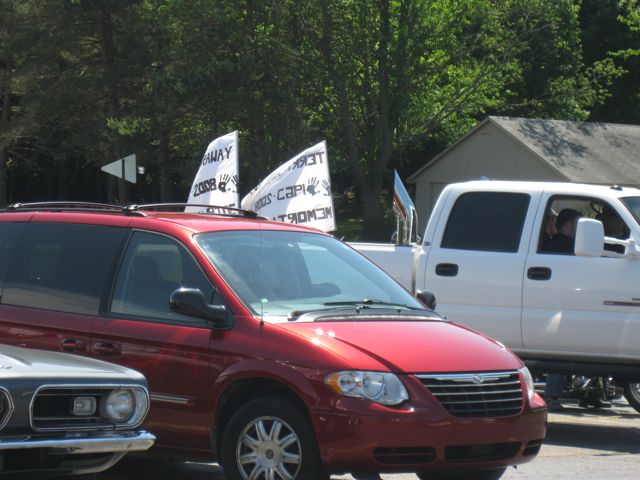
[0,388,14,429]
[417,371,523,418]
[31,387,111,431]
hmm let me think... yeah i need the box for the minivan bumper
[312,401,546,474]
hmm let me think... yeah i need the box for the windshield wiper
[323,299,420,310]
[288,300,421,322]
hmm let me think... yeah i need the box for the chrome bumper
[0,430,155,454]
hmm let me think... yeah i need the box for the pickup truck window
[196,230,423,321]
[621,196,640,226]
[540,196,630,254]
[441,192,530,253]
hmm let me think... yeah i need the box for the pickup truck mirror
[575,218,640,259]
[169,288,233,328]
[416,290,437,310]
[575,218,604,257]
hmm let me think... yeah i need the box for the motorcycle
[624,382,640,413]
[537,375,640,413]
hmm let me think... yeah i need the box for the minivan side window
[441,192,530,253]
[0,223,26,295]
[110,231,215,323]
[2,223,127,315]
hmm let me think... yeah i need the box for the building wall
[413,121,564,229]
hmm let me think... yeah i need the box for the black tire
[624,382,640,413]
[221,395,327,480]
[417,468,507,480]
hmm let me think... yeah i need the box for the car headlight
[101,388,150,427]
[324,371,409,405]
[520,367,535,402]
[104,389,135,423]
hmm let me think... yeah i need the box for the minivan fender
[208,359,330,459]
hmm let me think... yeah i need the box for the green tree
[0,0,144,204]
[303,0,601,237]
[0,0,18,206]
[0,0,622,222]
[581,0,640,123]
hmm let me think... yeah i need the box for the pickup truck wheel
[624,382,640,413]
[417,468,506,480]
[221,395,327,480]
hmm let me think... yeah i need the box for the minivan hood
[277,319,522,373]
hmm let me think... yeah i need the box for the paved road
[98,398,640,480]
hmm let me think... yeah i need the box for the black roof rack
[123,203,263,219]
[7,201,123,212]
[6,201,264,219]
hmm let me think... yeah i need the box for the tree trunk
[244,0,267,189]
[57,155,70,199]
[159,128,172,201]
[0,53,13,207]
[98,6,123,203]
[0,148,8,207]
[360,182,388,240]
[319,0,385,237]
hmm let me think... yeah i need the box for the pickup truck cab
[352,180,640,386]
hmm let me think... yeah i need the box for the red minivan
[0,203,546,480]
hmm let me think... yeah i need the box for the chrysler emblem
[472,375,484,384]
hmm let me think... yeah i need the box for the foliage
[580,0,640,123]
[0,0,633,232]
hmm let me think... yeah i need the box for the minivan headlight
[520,367,535,402]
[324,371,409,405]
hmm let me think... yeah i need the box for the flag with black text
[187,131,239,210]
[241,141,335,231]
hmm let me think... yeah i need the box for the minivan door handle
[93,341,121,356]
[60,338,86,352]
[527,267,552,281]
[435,263,459,277]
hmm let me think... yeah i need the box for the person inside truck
[548,208,582,253]
[539,208,558,251]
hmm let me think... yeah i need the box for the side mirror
[574,218,604,257]
[416,290,436,310]
[170,288,233,329]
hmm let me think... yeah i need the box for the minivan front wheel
[221,395,327,480]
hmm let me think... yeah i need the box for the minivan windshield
[195,230,423,322]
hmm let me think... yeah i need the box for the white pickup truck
[351,180,640,408]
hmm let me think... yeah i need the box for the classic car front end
[0,344,154,476]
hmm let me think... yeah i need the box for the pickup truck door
[422,189,541,349]
[522,195,640,361]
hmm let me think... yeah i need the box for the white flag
[187,131,239,210]
[241,141,336,232]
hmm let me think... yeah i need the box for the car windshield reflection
[195,230,423,322]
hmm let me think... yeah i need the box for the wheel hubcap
[236,416,302,480]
